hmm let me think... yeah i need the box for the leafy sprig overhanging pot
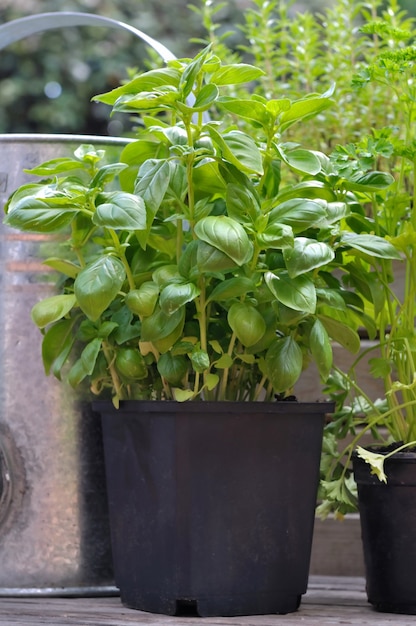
[316,28,416,516]
[4,45,400,405]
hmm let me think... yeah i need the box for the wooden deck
[0,577,415,625]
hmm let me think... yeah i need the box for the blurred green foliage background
[0,0,414,135]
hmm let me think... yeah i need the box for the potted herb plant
[319,22,416,614]
[3,45,399,616]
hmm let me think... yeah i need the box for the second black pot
[96,400,329,617]
[353,447,416,614]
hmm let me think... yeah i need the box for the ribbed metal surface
[0,9,176,594]
[0,134,130,593]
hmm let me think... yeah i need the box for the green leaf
[215,353,234,369]
[93,192,147,230]
[192,159,227,194]
[112,87,180,114]
[196,242,237,273]
[228,302,266,347]
[118,140,168,191]
[71,212,95,247]
[90,163,128,189]
[265,270,316,313]
[67,337,102,387]
[173,388,195,402]
[74,256,126,322]
[190,349,210,373]
[141,306,185,342]
[356,446,387,483]
[265,336,303,393]
[369,357,392,379]
[41,319,75,378]
[159,282,200,314]
[269,198,327,232]
[218,97,270,125]
[134,159,171,218]
[204,372,219,391]
[223,130,264,175]
[238,353,255,364]
[276,180,337,203]
[43,258,81,279]
[74,144,105,163]
[112,310,141,345]
[5,191,79,233]
[266,98,292,116]
[193,83,219,110]
[115,348,147,380]
[153,265,182,288]
[320,476,358,509]
[277,146,322,175]
[310,318,333,381]
[162,126,188,147]
[31,294,77,328]
[194,215,254,265]
[341,233,401,259]
[207,126,264,174]
[261,158,282,198]
[180,45,211,97]
[211,63,265,85]
[326,202,350,224]
[343,171,395,192]
[279,94,333,132]
[25,157,84,176]
[93,67,181,105]
[257,223,294,249]
[125,283,159,317]
[157,352,188,384]
[207,277,254,303]
[319,314,361,353]
[226,183,261,223]
[97,321,119,339]
[209,339,223,354]
[316,289,347,310]
[283,237,335,277]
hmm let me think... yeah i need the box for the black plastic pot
[95,400,330,617]
[353,448,416,614]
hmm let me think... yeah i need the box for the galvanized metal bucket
[0,13,175,596]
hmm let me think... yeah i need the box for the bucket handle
[0,11,176,62]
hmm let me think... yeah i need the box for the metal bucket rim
[0,133,134,146]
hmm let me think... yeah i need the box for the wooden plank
[310,515,365,577]
[0,578,415,626]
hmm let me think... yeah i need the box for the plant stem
[102,341,124,400]
[108,229,136,291]
[219,331,237,400]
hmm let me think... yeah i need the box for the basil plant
[4,45,400,405]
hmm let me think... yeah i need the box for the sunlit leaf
[31,294,77,328]
[265,270,316,313]
[74,256,126,321]
[195,215,254,265]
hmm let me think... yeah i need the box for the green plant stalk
[383,440,416,459]
[107,228,136,291]
[102,340,124,400]
[195,280,209,398]
[219,330,238,401]
[253,372,268,401]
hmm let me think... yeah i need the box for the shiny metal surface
[0,11,175,594]
[0,135,133,592]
